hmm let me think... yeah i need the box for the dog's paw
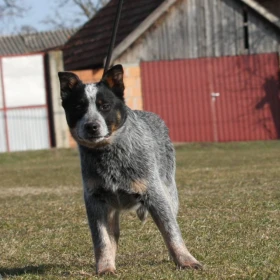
[97,267,117,276]
[178,261,203,270]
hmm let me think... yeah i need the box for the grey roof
[0,28,78,56]
[110,0,280,64]
[63,0,165,70]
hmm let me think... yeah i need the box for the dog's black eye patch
[62,86,89,128]
[96,88,116,113]
[63,94,88,112]
[95,85,127,133]
[96,97,113,112]
[99,103,111,112]
[74,100,88,111]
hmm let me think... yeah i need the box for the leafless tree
[0,0,25,18]
[42,0,110,29]
[0,0,30,34]
[19,25,38,35]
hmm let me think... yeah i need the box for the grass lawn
[0,142,280,279]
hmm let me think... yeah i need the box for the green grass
[0,142,280,279]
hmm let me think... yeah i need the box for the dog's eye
[75,104,83,110]
[100,104,111,111]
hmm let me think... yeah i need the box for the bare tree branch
[41,10,74,30]
[0,0,30,34]
[42,0,109,29]
[0,0,27,18]
[0,0,109,34]
[19,25,38,35]
[72,0,97,18]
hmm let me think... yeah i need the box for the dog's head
[58,65,127,148]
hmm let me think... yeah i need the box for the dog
[58,65,202,275]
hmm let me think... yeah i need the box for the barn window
[243,8,250,50]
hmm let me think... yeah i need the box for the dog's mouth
[81,133,111,142]
[86,134,110,141]
[70,128,112,148]
[73,133,112,149]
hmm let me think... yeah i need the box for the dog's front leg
[148,189,202,270]
[84,192,119,275]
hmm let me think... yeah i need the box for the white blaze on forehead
[80,83,109,138]
[85,84,98,102]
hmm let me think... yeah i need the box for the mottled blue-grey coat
[58,65,201,275]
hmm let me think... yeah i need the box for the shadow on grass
[0,264,69,278]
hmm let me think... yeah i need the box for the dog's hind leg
[148,186,202,270]
[84,192,120,275]
[165,178,179,217]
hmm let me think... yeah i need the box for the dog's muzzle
[83,122,110,142]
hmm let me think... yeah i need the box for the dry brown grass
[0,142,280,279]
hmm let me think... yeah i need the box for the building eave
[240,0,280,30]
[110,0,177,64]
[110,0,280,64]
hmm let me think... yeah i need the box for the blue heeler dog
[58,65,202,275]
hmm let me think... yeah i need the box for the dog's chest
[81,147,149,208]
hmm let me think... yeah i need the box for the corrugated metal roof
[63,0,277,71]
[63,0,165,71]
[0,28,78,56]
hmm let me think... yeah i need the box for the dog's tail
[136,206,148,223]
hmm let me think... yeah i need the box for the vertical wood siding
[141,53,280,142]
[115,0,280,64]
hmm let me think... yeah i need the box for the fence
[0,54,50,152]
[1,52,279,152]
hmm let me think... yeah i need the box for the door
[141,53,280,142]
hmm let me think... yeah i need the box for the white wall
[2,55,46,107]
[0,54,50,152]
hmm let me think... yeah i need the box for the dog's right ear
[101,65,125,102]
[58,72,82,100]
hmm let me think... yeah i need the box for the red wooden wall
[141,53,280,142]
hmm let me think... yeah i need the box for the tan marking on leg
[107,210,119,261]
[131,179,147,194]
[95,223,116,275]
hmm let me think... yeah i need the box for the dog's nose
[84,122,100,134]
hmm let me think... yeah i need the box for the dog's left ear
[58,72,82,100]
[102,65,125,102]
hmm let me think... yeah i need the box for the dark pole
[103,0,124,76]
